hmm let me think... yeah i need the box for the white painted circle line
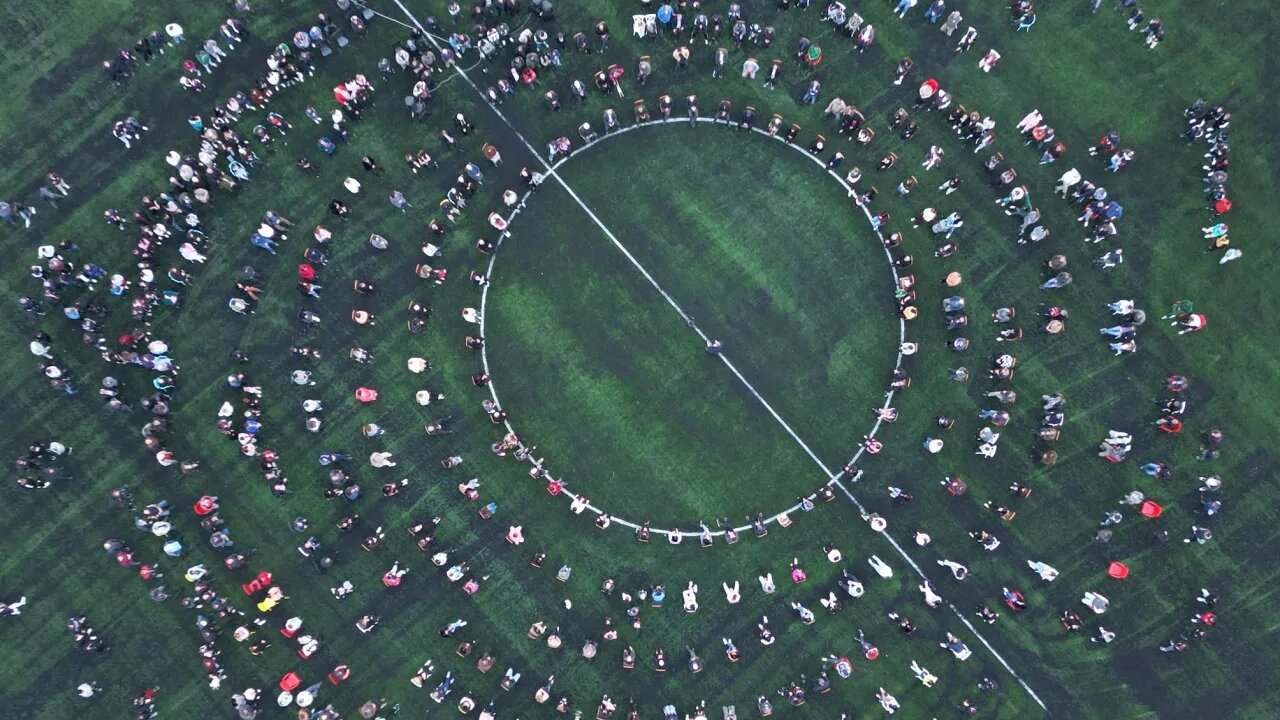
[476,120,903,536]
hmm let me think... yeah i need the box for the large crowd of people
[2,0,1237,718]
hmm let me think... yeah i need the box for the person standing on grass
[924,0,946,23]
[11,201,35,227]
[195,49,215,74]
[135,37,153,65]
[46,171,70,196]
[249,232,277,255]
[940,10,963,35]
[112,121,134,148]
[1144,18,1164,49]
[165,22,184,45]
[595,21,610,52]
[802,79,821,105]
[134,686,159,719]
[77,681,102,698]
[203,38,226,64]
[102,59,126,86]
[923,145,944,170]
[0,596,28,616]
[38,185,61,206]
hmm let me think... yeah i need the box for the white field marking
[388,2,1049,709]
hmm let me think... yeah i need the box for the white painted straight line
[387,3,1046,707]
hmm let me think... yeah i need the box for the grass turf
[0,0,1277,718]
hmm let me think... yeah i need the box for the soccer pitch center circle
[477,118,906,539]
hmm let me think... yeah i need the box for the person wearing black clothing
[595,21,610,52]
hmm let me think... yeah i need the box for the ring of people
[474,118,908,541]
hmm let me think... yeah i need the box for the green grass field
[1,0,1277,718]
